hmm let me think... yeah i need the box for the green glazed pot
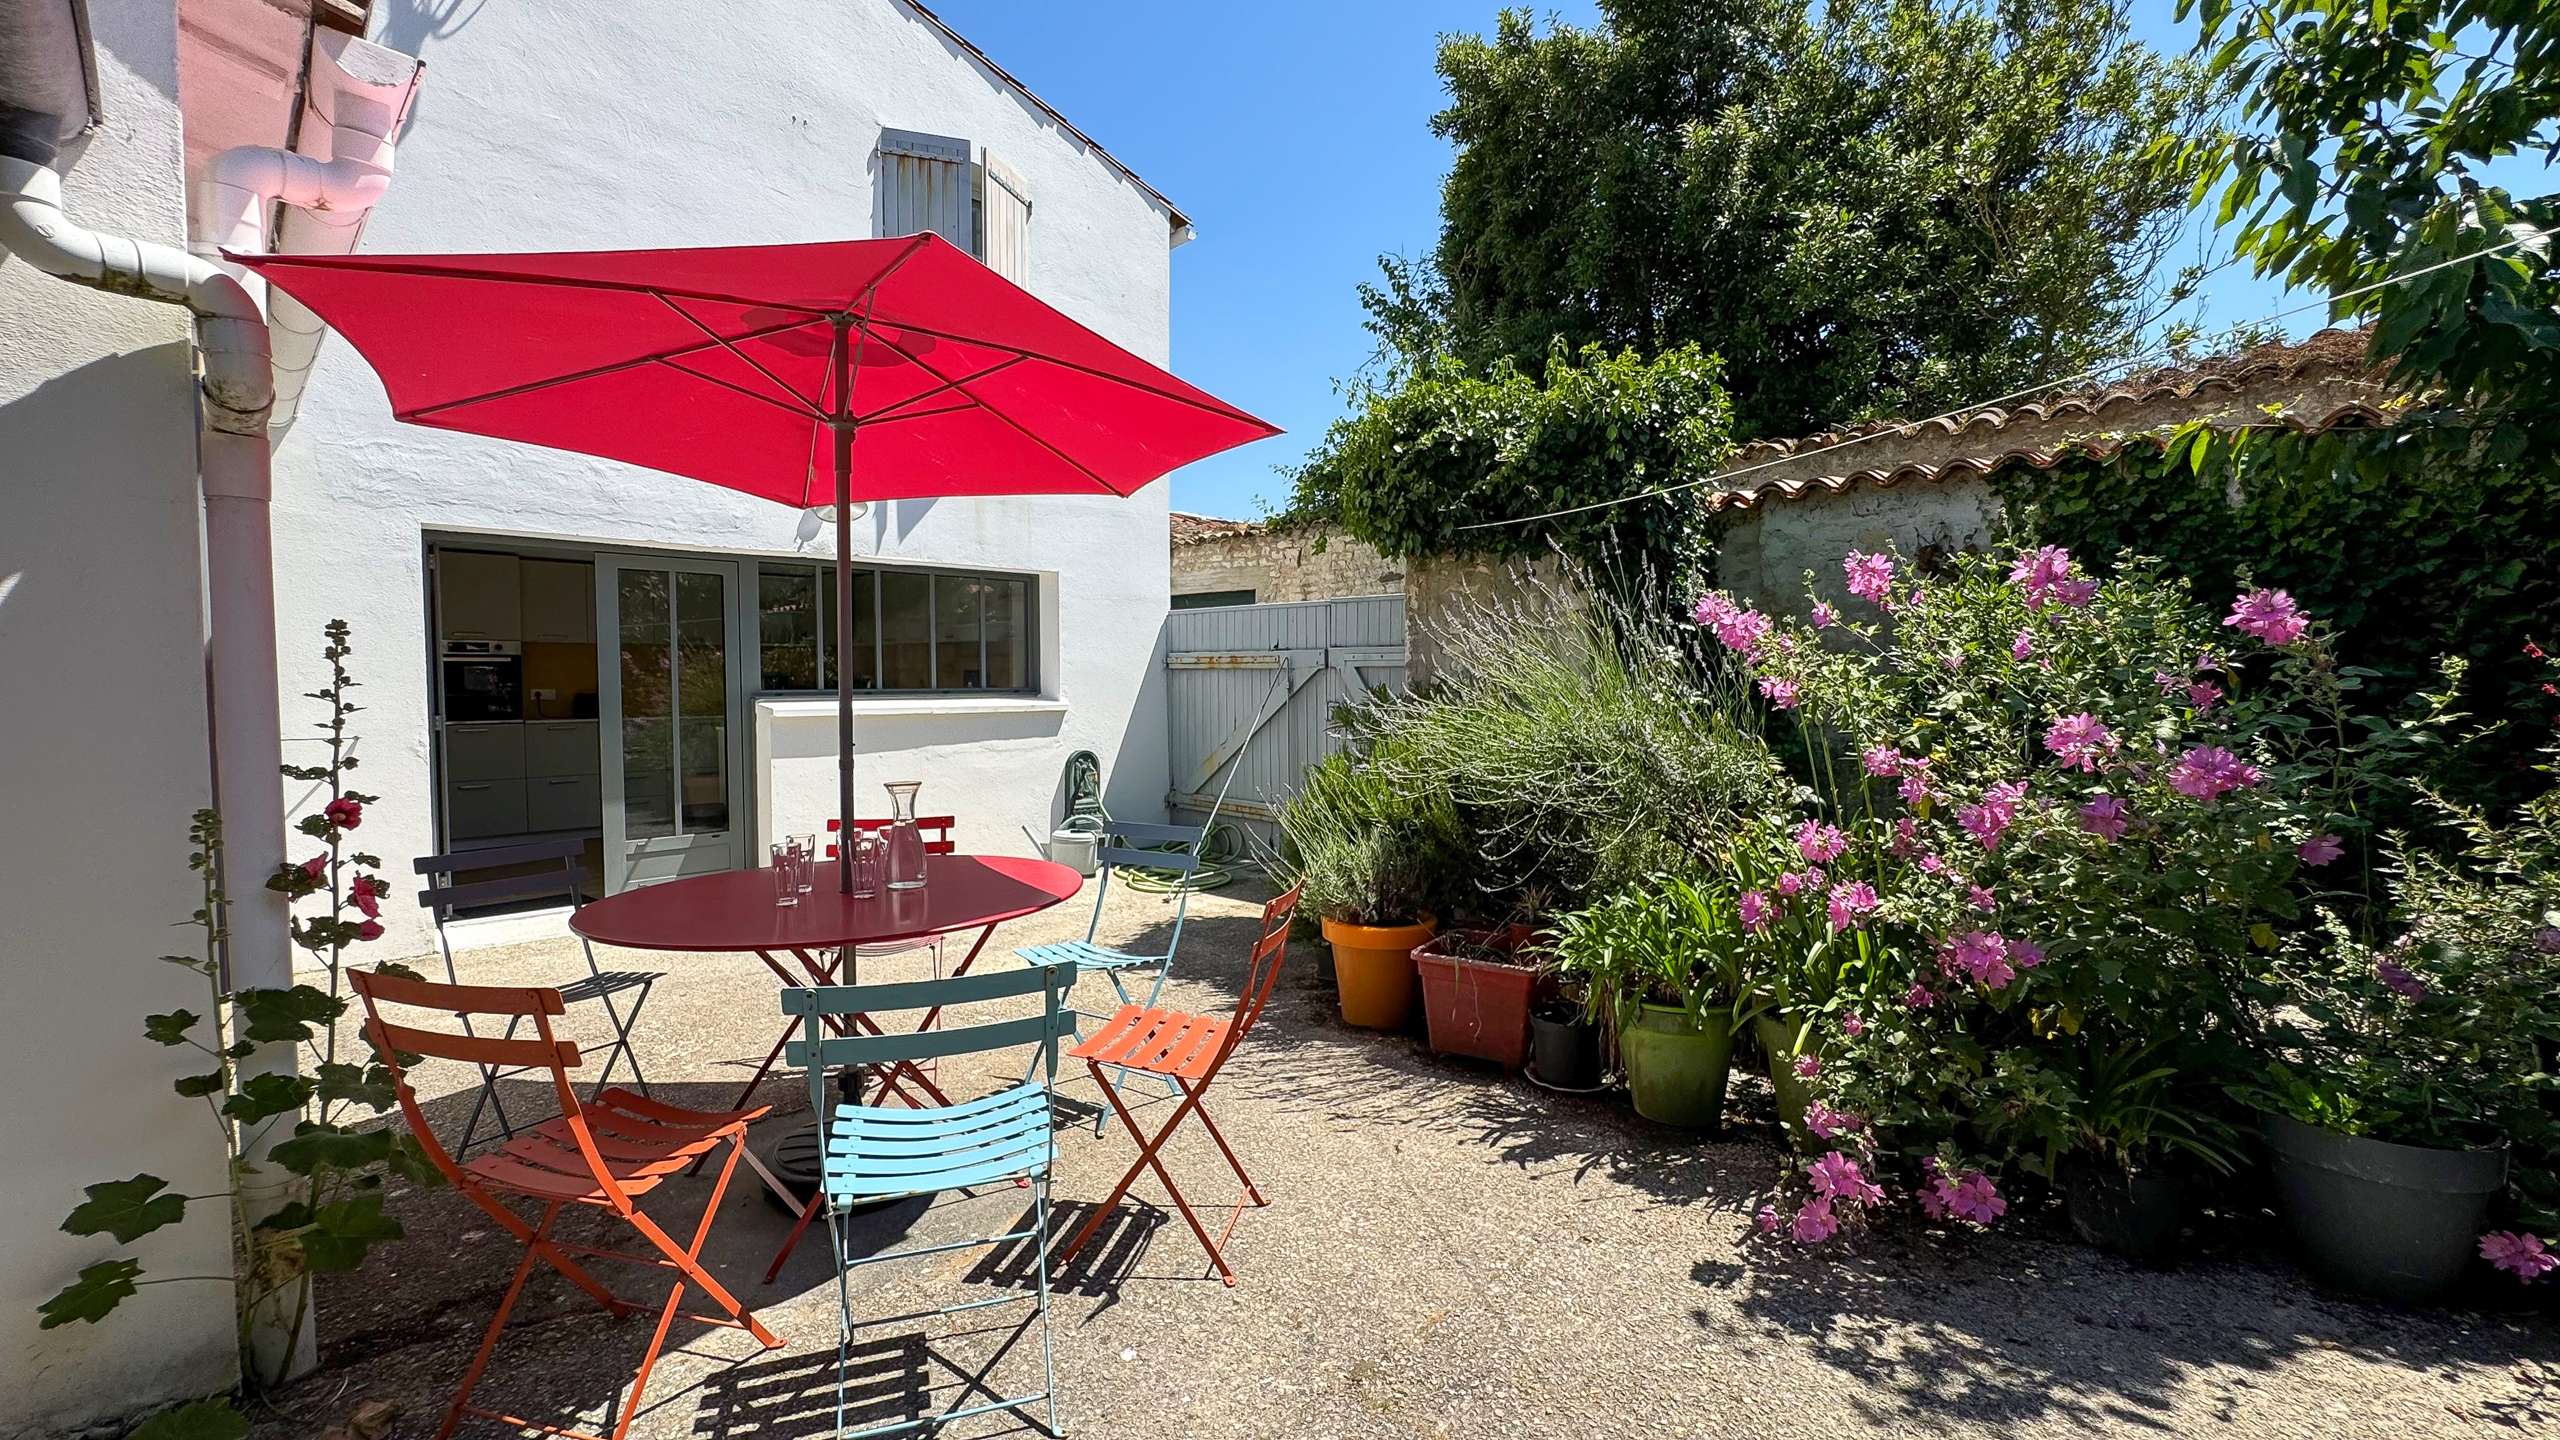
[1618,1002,1734,1131]
[1753,1013,1817,1147]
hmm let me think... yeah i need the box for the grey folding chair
[414,837,660,1155]
[1013,819,1206,1104]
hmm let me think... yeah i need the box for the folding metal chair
[416,838,659,1155]
[349,968,779,1440]
[1013,818,1204,1031]
[1052,884,1300,1287]
[784,964,1076,1439]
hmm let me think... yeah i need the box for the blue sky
[930,1,2551,520]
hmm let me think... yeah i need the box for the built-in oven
[440,640,524,723]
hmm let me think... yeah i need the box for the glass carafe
[883,780,929,891]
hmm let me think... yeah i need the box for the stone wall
[1713,478,2004,618]
[1172,527,1405,605]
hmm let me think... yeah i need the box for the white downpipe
[190,30,419,433]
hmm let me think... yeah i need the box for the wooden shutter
[976,149,1031,284]
[876,128,972,249]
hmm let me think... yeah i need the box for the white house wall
[271,0,1181,957]
[0,5,242,1430]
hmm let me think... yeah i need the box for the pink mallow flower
[2008,938,2046,971]
[1790,1197,1840,1244]
[1809,1151,1886,1207]
[1840,1013,1866,1039]
[1792,1055,1822,1079]
[2009,545,2072,599]
[1810,602,1839,629]
[2042,712,2118,773]
[1805,1101,1864,1139]
[2297,834,2344,867]
[1758,675,1801,709]
[1888,817,1921,858]
[2377,957,2429,1001]
[1693,592,1738,631]
[2187,680,2223,713]
[2480,1231,2559,1282]
[1958,780,2028,851]
[2080,794,2128,843]
[1756,1204,1781,1235]
[1777,871,1808,898]
[1827,882,1879,932]
[1844,551,1897,608]
[1795,820,1847,864]
[2011,628,2035,661]
[2227,587,2310,646]
[1862,745,1904,778]
[1738,890,1774,934]
[1939,931,2016,989]
[324,796,364,831]
[1897,764,1937,806]
[1947,1171,2007,1225]
[2171,746,2262,803]
[1901,983,1936,1010]
[1967,885,1998,914]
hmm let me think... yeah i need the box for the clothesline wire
[1454,223,2559,533]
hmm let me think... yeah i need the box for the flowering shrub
[1701,543,2417,1242]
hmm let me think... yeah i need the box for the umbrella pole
[833,319,856,894]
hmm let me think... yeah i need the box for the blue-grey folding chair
[784,963,1076,1440]
[1014,819,1205,1020]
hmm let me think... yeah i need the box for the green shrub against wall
[1995,410,2560,806]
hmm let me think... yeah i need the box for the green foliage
[128,1399,250,1440]
[2169,0,2560,411]
[38,1259,140,1329]
[1386,0,2216,441]
[61,1176,186,1245]
[1996,413,2560,810]
[1275,751,1466,927]
[1550,874,1761,1024]
[1342,563,1782,904]
[1281,343,1734,569]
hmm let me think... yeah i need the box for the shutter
[976,149,1031,284]
[876,127,972,249]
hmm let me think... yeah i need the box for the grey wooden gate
[1164,595,1408,839]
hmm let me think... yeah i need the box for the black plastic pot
[1529,1007,1604,1090]
[2262,1112,2507,1304]
[2059,1154,2189,1267]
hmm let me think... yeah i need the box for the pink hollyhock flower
[2297,834,2344,867]
[1809,1151,1886,1206]
[1806,1101,1864,1139]
[1947,1171,2007,1225]
[1810,602,1839,629]
[2043,712,2117,773]
[1827,881,1879,932]
[1939,930,2016,989]
[2187,680,2223,713]
[1844,551,1896,608]
[2012,628,2035,661]
[1888,817,1921,857]
[1840,1013,1866,1039]
[1967,884,1998,914]
[324,796,363,831]
[1793,1055,1822,1079]
[353,887,381,920]
[2080,794,2128,842]
[2377,958,2429,1000]
[2171,746,2262,802]
[354,874,389,900]
[1693,593,1738,631]
[1795,820,1847,864]
[2480,1231,2559,1281]
[1862,745,1904,777]
[356,919,384,942]
[1902,982,1936,1009]
[1758,675,1801,709]
[1739,890,1774,934]
[2008,938,2046,970]
[1777,871,1807,898]
[299,854,327,880]
[2227,587,2310,646]
[1756,1204,1781,1235]
[1791,1198,1840,1244]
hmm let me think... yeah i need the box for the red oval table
[570,853,1083,1249]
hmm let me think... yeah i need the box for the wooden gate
[1164,595,1407,841]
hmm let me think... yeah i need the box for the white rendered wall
[0,5,242,1431]
[272,0,1182,958]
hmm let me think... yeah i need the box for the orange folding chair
[1050,884,1300,1287]
[349,968,782,1440]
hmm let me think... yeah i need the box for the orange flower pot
[1321,915,1436,1030]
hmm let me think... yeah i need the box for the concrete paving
[250,873,2559,1440]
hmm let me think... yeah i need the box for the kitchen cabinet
[448,780,528,840]
[438,551,522,642]
[524,719,599,776]
[526,773,603,833]
[443,722,525,782]
[521,559,594,643]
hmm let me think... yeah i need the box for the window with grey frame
[756,562,1033,696]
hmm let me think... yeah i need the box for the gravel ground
[249,873,2559,1440]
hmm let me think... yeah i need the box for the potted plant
[1552,874,1758,1129]
[1529,969,1608,1091]
[1414,914,1542,1068]
[1979,1037,2242,1266]
[1279,751,1460,1030]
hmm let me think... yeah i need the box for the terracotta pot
[1413,930,1538,1068]
[1321,915,1435,1030]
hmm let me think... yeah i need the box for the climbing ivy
[1996,409,2560,808]
[1278,342,1735,579]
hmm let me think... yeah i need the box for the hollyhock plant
[323,796,363,831]
[2226,587,2310,646]
[1844,550,1896,608]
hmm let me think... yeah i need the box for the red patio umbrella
[239,232,1278,888]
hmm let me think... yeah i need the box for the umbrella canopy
[241,232,1278,891]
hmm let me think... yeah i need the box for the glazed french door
[597,554,750,891]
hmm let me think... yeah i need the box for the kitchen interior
[434,544,606,907]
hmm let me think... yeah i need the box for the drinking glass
[770,842,800,907]
[849,831,883,899]
[793,833,818,893]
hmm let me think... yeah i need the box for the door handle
[456,783,493,792]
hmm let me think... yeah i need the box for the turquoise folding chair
[1015,819,1204,1023]
[784,964,1076,1440]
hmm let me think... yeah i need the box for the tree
[2168,0,2560,411]
[1388,0,2220,441]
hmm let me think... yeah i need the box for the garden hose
[1115,820,1249,893]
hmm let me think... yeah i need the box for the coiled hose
[1115,819,1250,893]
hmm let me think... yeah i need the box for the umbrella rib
[853,355,1027,423]
[855,398,979,429]
[652,292,827,418]
[402,313,823,421]
[856,316,1274,427]
[853,323,1120,494]
[656,355,834,423]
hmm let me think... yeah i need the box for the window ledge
[755,695,1067,719]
